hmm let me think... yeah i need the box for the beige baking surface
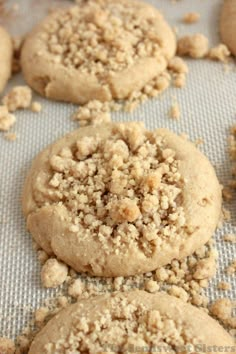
[0,0,236,339]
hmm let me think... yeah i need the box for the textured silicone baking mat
[0,0,236,340]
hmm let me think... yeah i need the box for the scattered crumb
[218,281,231,291]
[0,337,15,354]
[223,234,236,243]
[222,207,231,222]
[68,279,84,298]
[177,34,209,59]
[208,44,231,63]
[210,298,234,323]
[225,260,236,275]
[169,101,180,120]
[2,86,32,112]
[35,307,49,327]
[144,280,160,293]
[182,12,200,24]
[0,106,16,131]
[73,100,112,126]
[194,138,204,147]
[41,258,68,288]
[31,101,42,113]
[193,255,216,280]
[4,132,17,141]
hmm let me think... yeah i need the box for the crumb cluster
[177,34,209,59]
[0,105,16,131]
[2,86,32,112]
[35,122,186,257]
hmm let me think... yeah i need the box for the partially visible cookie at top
[20,0,176,105]
[220,0,236,56]
[28,291,234,353]
[0,26,13,94]
[22,122,221,277]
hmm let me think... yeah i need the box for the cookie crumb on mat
[223,234,236,243]
[182,12,200,24]
[41,258,68,288]
[169,101,180,120]
[177,34,209,58]
[0,106,16,131]
[0,337,15,354]
[2,86,32,112]
[225,260,236,275]
[208,44,231,63]
[31,101,42,113]
[218,281,231,291]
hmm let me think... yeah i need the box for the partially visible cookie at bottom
[220,0,236,56]
[28,290,235,353]
[22,122,221,277]
[0,26,13,94]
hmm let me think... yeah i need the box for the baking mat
[0,0,236,340]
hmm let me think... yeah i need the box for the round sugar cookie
[22,122,221,277]
[21,0,176,104]
[29,290,234,353]
[0,26,13,94]
[220,0,236,56]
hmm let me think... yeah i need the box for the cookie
[21,0,176,104]
[28,290,234,353]
[22,122,221,277]
[0,26,13,94]
[220,0,236,56]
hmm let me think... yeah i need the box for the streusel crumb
[177,34,209,59]
[41,259,68,288]
[169,102,180,120]
[182,12,200,24]
[217,281,231,291]
[208,44,231,63]
[2,86,32,112]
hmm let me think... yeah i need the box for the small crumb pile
[218,281,231,291]
[182,12,200,24]
[177,33,209,59]
[225,260,236,275]
[2,86,32,112]
[208,44,231,63]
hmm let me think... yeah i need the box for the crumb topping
[33,122,186,257]
[40,1,171,81]
[45,296,200,353]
